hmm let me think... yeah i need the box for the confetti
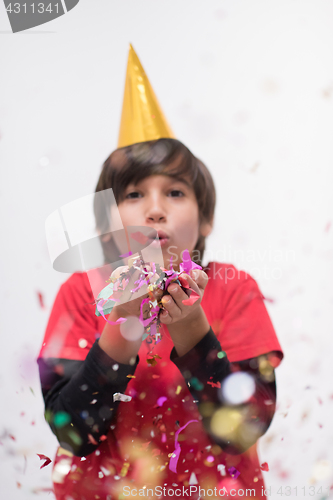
[37,454,52,469]
[88,434,98,445]
[217,464,226,476]
[189,472,198,484]
[260,462,269,471]
[130,231,150,244]
[53,412,71,428]
[169,420,198,473]
[95,251,201,344]
[207,380,221,388]
[68,430,82,445]
[228,467,240,479]
[147,354,162,367]
[36,291,45,309]
[189,377,204,391]
[113,393,132,402]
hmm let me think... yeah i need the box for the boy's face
[111,174,211,270]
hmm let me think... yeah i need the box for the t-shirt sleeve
[210,267,283,365]
[38,274,98,361]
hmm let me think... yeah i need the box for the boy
[38,46,283,500]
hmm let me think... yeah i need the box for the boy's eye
[169,190,184,197]
[125,191,141,199]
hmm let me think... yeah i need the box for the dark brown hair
[94,139,215,266]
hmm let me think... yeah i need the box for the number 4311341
[6,3,60,14]
[277,486,329,496]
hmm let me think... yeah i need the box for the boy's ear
[200,219,213,238]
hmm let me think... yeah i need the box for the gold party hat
[117,44,175,148]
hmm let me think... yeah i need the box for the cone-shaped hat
[117,44,175,148]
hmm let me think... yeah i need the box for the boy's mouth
[149,230,170,248]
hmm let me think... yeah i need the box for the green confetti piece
[68,430,82,446]
[217,351,226,359]
[95,282,116,317]
[189,377,204,391]
[95,299,115,317]
[142,333,149,341]
[53,412,71,428]
[29,387,35,396]
[45,409,53,424]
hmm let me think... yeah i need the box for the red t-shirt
[39,262,283,500]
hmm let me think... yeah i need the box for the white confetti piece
[113,393,132,402]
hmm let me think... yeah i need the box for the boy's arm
[170,327,277,455]
[38,337,138,457]
[38,277,142,458]
[163,268,282,455]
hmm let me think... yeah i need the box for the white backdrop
[0,1,333,499]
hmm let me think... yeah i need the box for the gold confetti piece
[126,375,136,378]
[147,354,162,366]
[120,462,130,477]
[176,385,182,395]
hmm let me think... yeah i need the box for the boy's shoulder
[58,272,93,304]
[60,271,91,291]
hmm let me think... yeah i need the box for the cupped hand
[112,265,161,319]
[159,269,209,325]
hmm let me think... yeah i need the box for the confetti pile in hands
[95,250,202,339]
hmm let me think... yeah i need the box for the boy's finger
[166,283,190,313]
[189,269,208,291]
[180,273,200,296]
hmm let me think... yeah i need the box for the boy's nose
[145,198,167,223]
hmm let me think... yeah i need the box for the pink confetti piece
[182,290,200,306]
[119,251,133,258]
[37,454,52,469]
[169,420,198,473]
[141,441,151,450]
[36,291,45,309]
[157,396,167,407]
[87,434,98,445]
[178,275,189,288]
[207,380,221,388]
[228,466,240,478]
[96,300,126,325]
[179,250,202,274]
[130,231,150,244]
[260,462,269,471]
